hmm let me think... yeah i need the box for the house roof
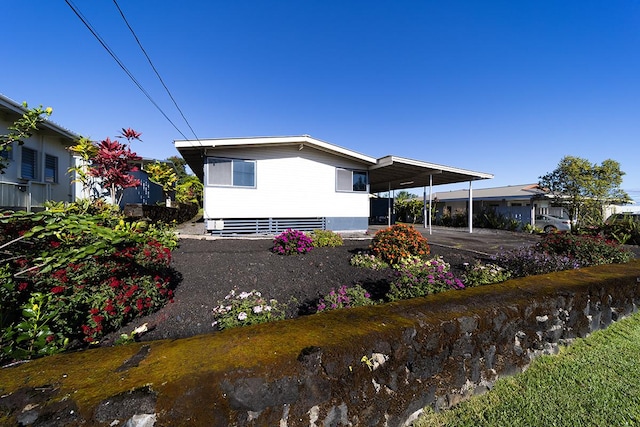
[174,135,494,191]
[0,93,80,143]
[174,135,377,181]
[434,183,547,202]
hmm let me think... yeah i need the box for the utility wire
[112,0,199,141]
[64,0,189,140]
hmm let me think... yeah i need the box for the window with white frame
[21,147,37,180]
[206,157,256,187]
[336,168,368,192]
[45,154,58,183]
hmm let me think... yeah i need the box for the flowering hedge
[0,206,178,364]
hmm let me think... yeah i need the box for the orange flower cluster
[370,224,430,265]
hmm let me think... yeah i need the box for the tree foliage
[539,156,628,226]
[145,161,178,200]
[0,103,52,173]
[69,128,142,205]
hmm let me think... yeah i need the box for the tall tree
[539,156,628,226]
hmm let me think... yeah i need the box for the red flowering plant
[0,205,178,363]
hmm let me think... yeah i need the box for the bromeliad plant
[212,289,285,330]
[0,204,178,364]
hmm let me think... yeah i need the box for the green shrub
[536,232,632,266]
[601,217,640,245]
[316,284,374,312]
[462,261,512,287]
[350,252,390,270]
[370,224,430,265]
[310,229,344,247]
[212,289,285,330]
[0,204,178,363]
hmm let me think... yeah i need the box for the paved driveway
[368,225,542,256]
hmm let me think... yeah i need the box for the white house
[0,94,80,211]
[174,135,494,235]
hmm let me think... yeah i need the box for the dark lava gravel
[104,238,485,344]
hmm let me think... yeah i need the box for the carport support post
[387,182,392,227]
[468,180,473,233]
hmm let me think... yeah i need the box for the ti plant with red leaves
[69,128,143,206]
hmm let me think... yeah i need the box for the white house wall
[203,145,370,219]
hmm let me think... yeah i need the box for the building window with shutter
[21,147,37,180]
[45,154,58,183]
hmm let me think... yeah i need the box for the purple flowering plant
[387,256,464,301]
[271,229,314,255]
[317,284,374,312]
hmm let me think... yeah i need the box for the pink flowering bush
[316,284,374,312]
[271,229,314,255]
[212,289,285,330]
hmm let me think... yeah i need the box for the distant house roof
[0,93,80,143]
[174,135,494,191]
[434,184,548,202]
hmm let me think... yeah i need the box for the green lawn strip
[416,311,640,427]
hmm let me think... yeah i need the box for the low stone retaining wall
[1,261,640,426]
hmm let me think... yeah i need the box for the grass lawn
[415,310,640,427]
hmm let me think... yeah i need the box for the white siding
[0,114,75,206]
[203,145,370,219]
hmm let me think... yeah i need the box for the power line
[64,0,189,140]
[112,0,199,141]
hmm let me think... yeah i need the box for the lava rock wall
[1,261,639,426]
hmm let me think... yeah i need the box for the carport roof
[369,155,493,193]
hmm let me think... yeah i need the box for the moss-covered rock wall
[2,260,640,426]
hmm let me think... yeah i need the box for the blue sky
[3,1,639,202]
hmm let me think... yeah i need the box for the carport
[368,155,494,233]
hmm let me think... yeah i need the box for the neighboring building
[0,94,80,211]
[119,158,176,208]
[174,135,494,234]
[435,183,634,226]
[433,183,559,225]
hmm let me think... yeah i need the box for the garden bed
[104,238,487,344]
